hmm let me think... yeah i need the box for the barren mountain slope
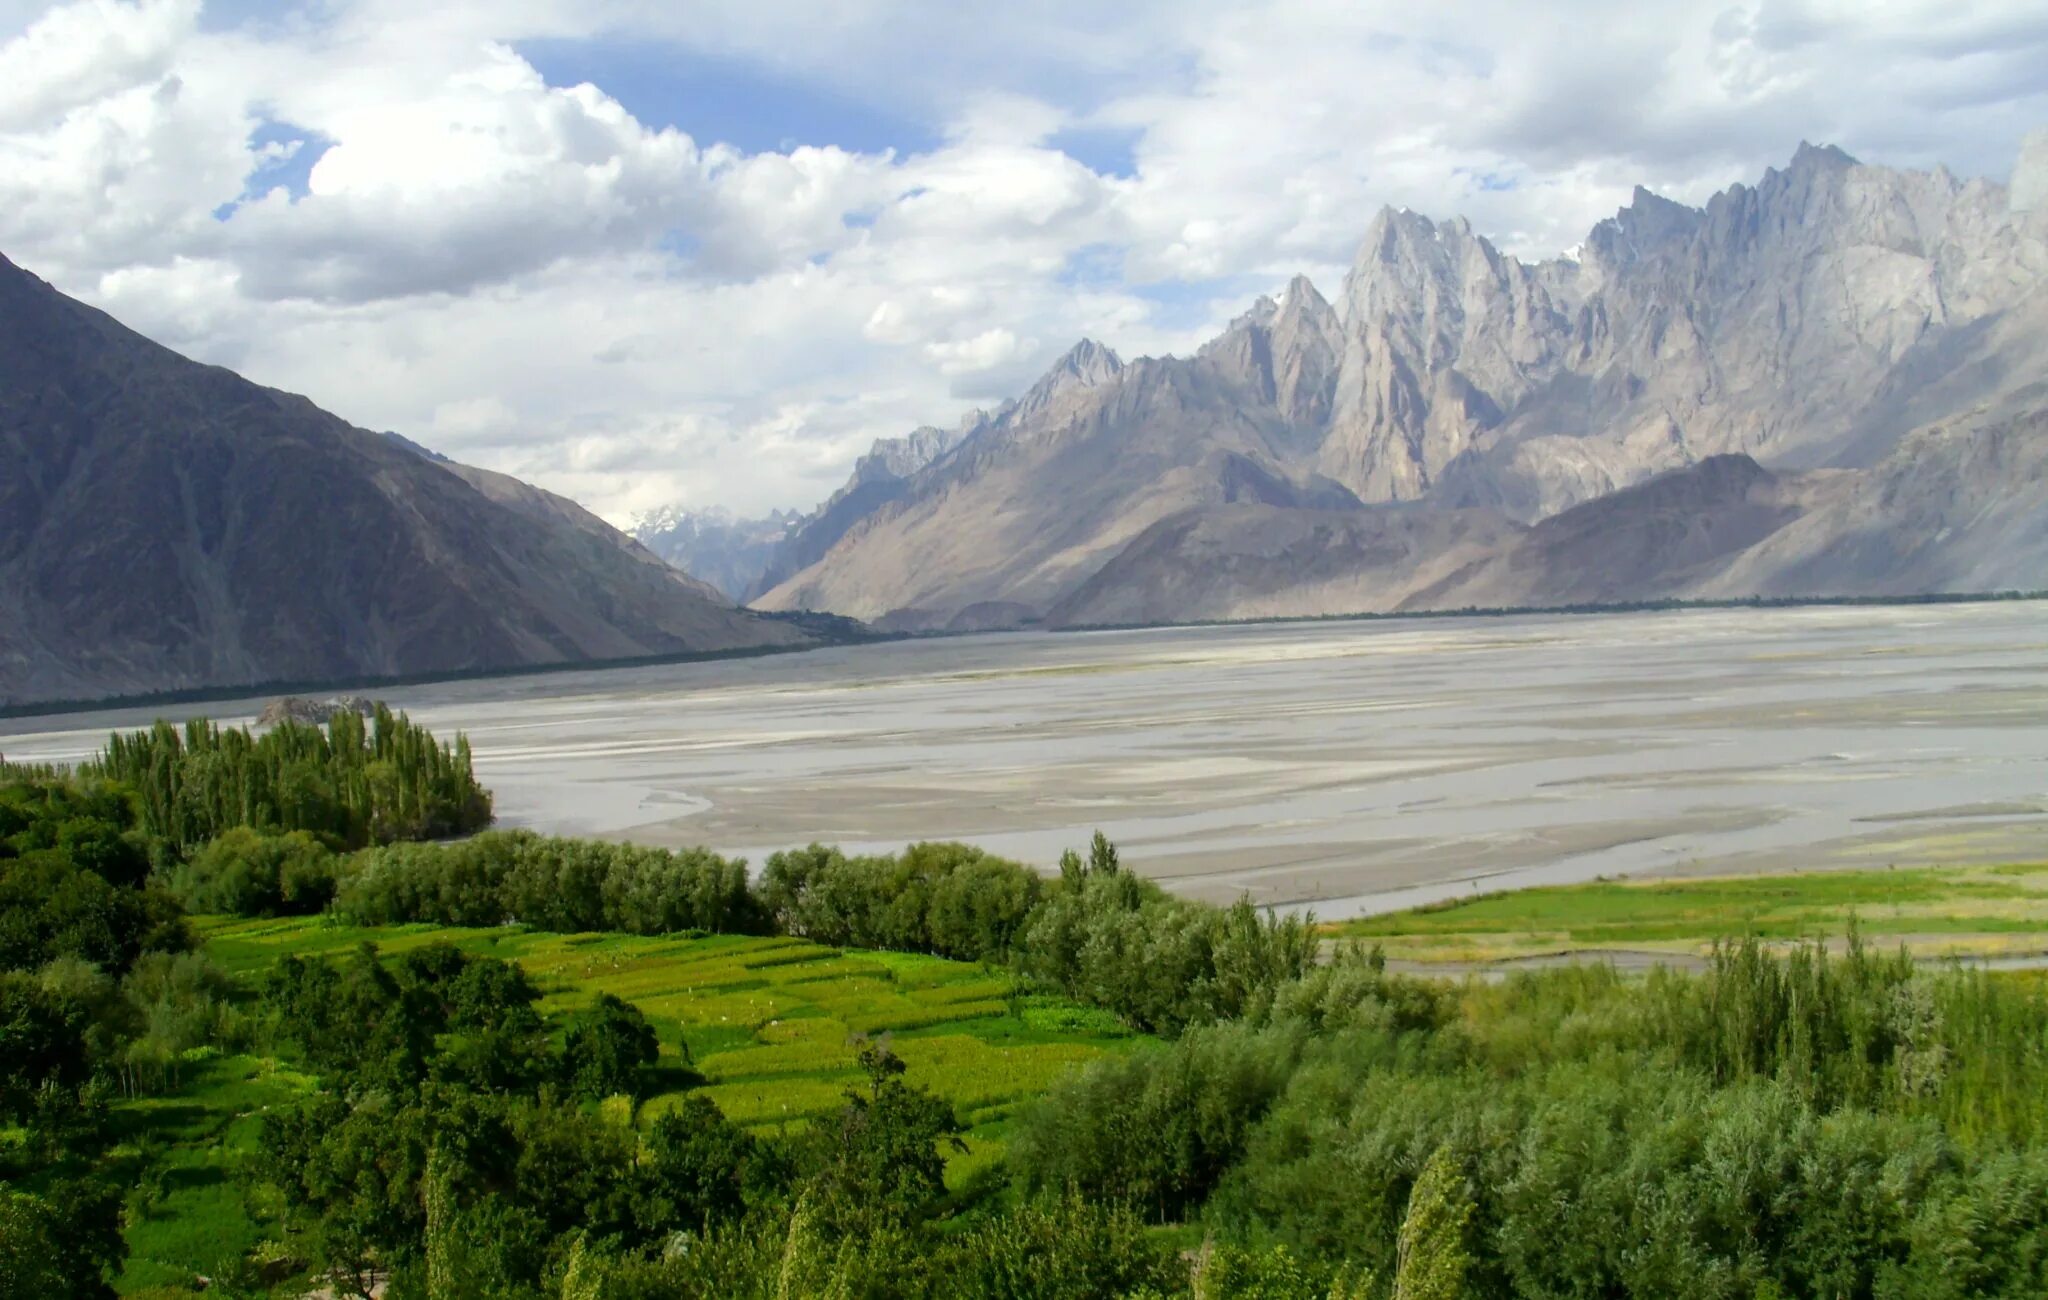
[0,254,804,706]
[755,288,1350,627]
[1045,504,1524,627]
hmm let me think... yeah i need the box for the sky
[3,0,2045,522]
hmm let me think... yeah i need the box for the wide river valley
[6,604,2047,918]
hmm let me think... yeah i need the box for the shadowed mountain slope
[0,254,805,706]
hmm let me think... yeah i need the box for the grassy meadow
[111,918,1135,1292]
[1337,862,2048,963]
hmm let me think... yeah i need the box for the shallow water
[7,604,2047,918]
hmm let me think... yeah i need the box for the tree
[638,1094,772,1233]
[1089,831,1120,877]
[560,994,658,1100]
[1394,1146,1473,1300]
[0,973,91,1113]
[0,1180,127,1300]
[804,1041,966,1235]
[0,1191,73,1298]
[168,827,337,917]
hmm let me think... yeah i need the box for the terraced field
[112,921,1134,1291]
[202,917,1130,1154]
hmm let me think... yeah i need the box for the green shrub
[167,828,337,916]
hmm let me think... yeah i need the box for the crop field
[110,919,1134,1291]
[198,918,1136,1139]
[1337,862,2048,964]
[107,1055,319,1294]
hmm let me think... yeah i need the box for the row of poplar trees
[88,705,492,852]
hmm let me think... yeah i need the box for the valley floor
[20,602,2048,918]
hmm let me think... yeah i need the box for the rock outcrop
[256,695,379,727]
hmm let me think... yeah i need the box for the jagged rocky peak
[1226,293,1281,332]
[1193,274,1342,430]
[632,503,800,542]
[1786,140,1859,173]
[1009,337,1126,422]
[1341,206,1511,330]
[633,504,722,536]
[1585,185,1706,274]
[1273,274,1337,334]
[745,139,2048,634]
[1037,337,1124,390]
[855,424,963,482]
[1270,276,1342,429]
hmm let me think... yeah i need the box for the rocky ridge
[753,138,2048,630]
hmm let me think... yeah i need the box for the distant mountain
[378,438,735,606]
[630,506,798,602]
[0,254,808,707]
[755,135,2048,628]
[743,419,977,602]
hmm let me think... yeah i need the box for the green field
[1337,862,2048,963]
[113,919,1135,1293]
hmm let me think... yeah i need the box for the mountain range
[747,137,2048,629]
[0,254,807,708]
[7,135,2045,709]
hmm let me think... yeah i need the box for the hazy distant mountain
[0,254,807,707]
[756,136,2048,628]
[630,506,799,601]
[379,442,735,607]
[743,420,976,601]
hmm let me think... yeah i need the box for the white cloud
[1,0,2045,523]
[923,327,1026,377]
[0,0,193,129]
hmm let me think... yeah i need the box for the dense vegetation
[1,770,207,1296]
[10,711,2048,1297]
[339,831,766,936]
[87,707,491,852]
[0,711,489,1296]
[1015,937,2048,1296]
[334,828,1316,1037]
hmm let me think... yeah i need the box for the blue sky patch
[1059,242,1126,289]
[518,38,943,158]
[1049,124,1144,178]
[247,119,330,198]
[215,119,331,219]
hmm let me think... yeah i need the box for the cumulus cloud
[1,0,2045,521]
[0,0,193,129]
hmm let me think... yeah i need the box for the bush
[167,828,338,916]
[337,831,767,937]
[1019,874,1317,1033]
[1011,1019,1308,1221]
[760,841,1043,962]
